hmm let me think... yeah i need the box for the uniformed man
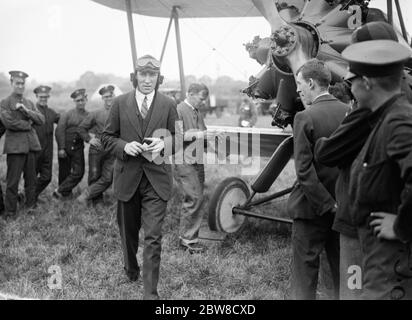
[315,21,408,300]
[0,120,6,215]
[32,85,60,201]
[0,71,45,217]
[342,40,412,300]
[54,89,89,199]
[77,85,116,205]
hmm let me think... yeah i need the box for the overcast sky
[0,0,411,84]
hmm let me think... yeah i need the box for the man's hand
[89,137,102,150]
[369,212,398,240]
[124,141,146,157]
[58,149,67,159]
[16,103,29,114]
[144,137,165,153]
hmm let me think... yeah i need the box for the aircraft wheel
[208,177,250,233]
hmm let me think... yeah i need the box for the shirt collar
[184,99,196,110]
[135,89,155,102]
[313,92,331,102]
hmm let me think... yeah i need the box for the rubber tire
[208,177,250,233]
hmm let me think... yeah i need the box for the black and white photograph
[0,0,411,304]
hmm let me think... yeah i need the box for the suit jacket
[101,90,181,202]
[287,94,349,220]
[0,93,45,154]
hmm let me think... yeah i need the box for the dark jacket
[287,94,349,220]
[350,94,412,243]
[55,108,88,152]
[78,108,110,154]
[0,93,45,154]
[315,107,373,237]
[101,90,181,202]
[33,104,60,151]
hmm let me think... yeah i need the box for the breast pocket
[357,159,394,209]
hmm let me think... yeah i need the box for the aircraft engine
[244,0,385,128]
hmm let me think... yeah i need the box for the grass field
[0,114,334,300]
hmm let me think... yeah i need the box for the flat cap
[342,40,411,80]
[136,54,161,72]
[9,70,29,79]
[34,85,52,95]
[352,21,398,43]
[70,88,86,99]
[98,85,115,96]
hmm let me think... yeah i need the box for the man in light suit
[287,59,349,300]
[102,55,181,300]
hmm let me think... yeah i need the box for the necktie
[141,96,148,119]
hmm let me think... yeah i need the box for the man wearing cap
[102,55,181,300]
[77,85,116,205]
[0,71,45,217]
[54,89,89,199]
[288,59,349,300]
[342,39,412,299]
[315,21,409,300]
[32,85,60,201]
[0,120,6,215]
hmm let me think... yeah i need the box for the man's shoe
[17,192,25,204]
[4,211,17,220]
[76,190,89,206]
[124,268,140,282]
[25,204,38,215]
[53,189,73,200]
[52,189,63,200]
[143,293,160,300]
[179,239,207,254]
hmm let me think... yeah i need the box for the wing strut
[394,0,408,42]
[174,6,186,99]
[125,0,138,70]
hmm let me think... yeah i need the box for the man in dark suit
[0,71,45,218]
[102,55,181,300]
[287,59,349,300]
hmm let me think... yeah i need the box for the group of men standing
[288,21,412,300]
[0,71,117,218]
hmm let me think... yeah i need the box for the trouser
[117,174,167,297]
[339,233,363,300]
[58,148,85,196]
[174,164,205,241]
[291,214,340,300]
[35,144,53,198]
[86,150,115,200]
[358,221,412,300]
[5,153,37,213]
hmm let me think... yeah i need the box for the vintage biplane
[91,0,411,234]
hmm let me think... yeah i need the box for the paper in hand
[140,142,160,162]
